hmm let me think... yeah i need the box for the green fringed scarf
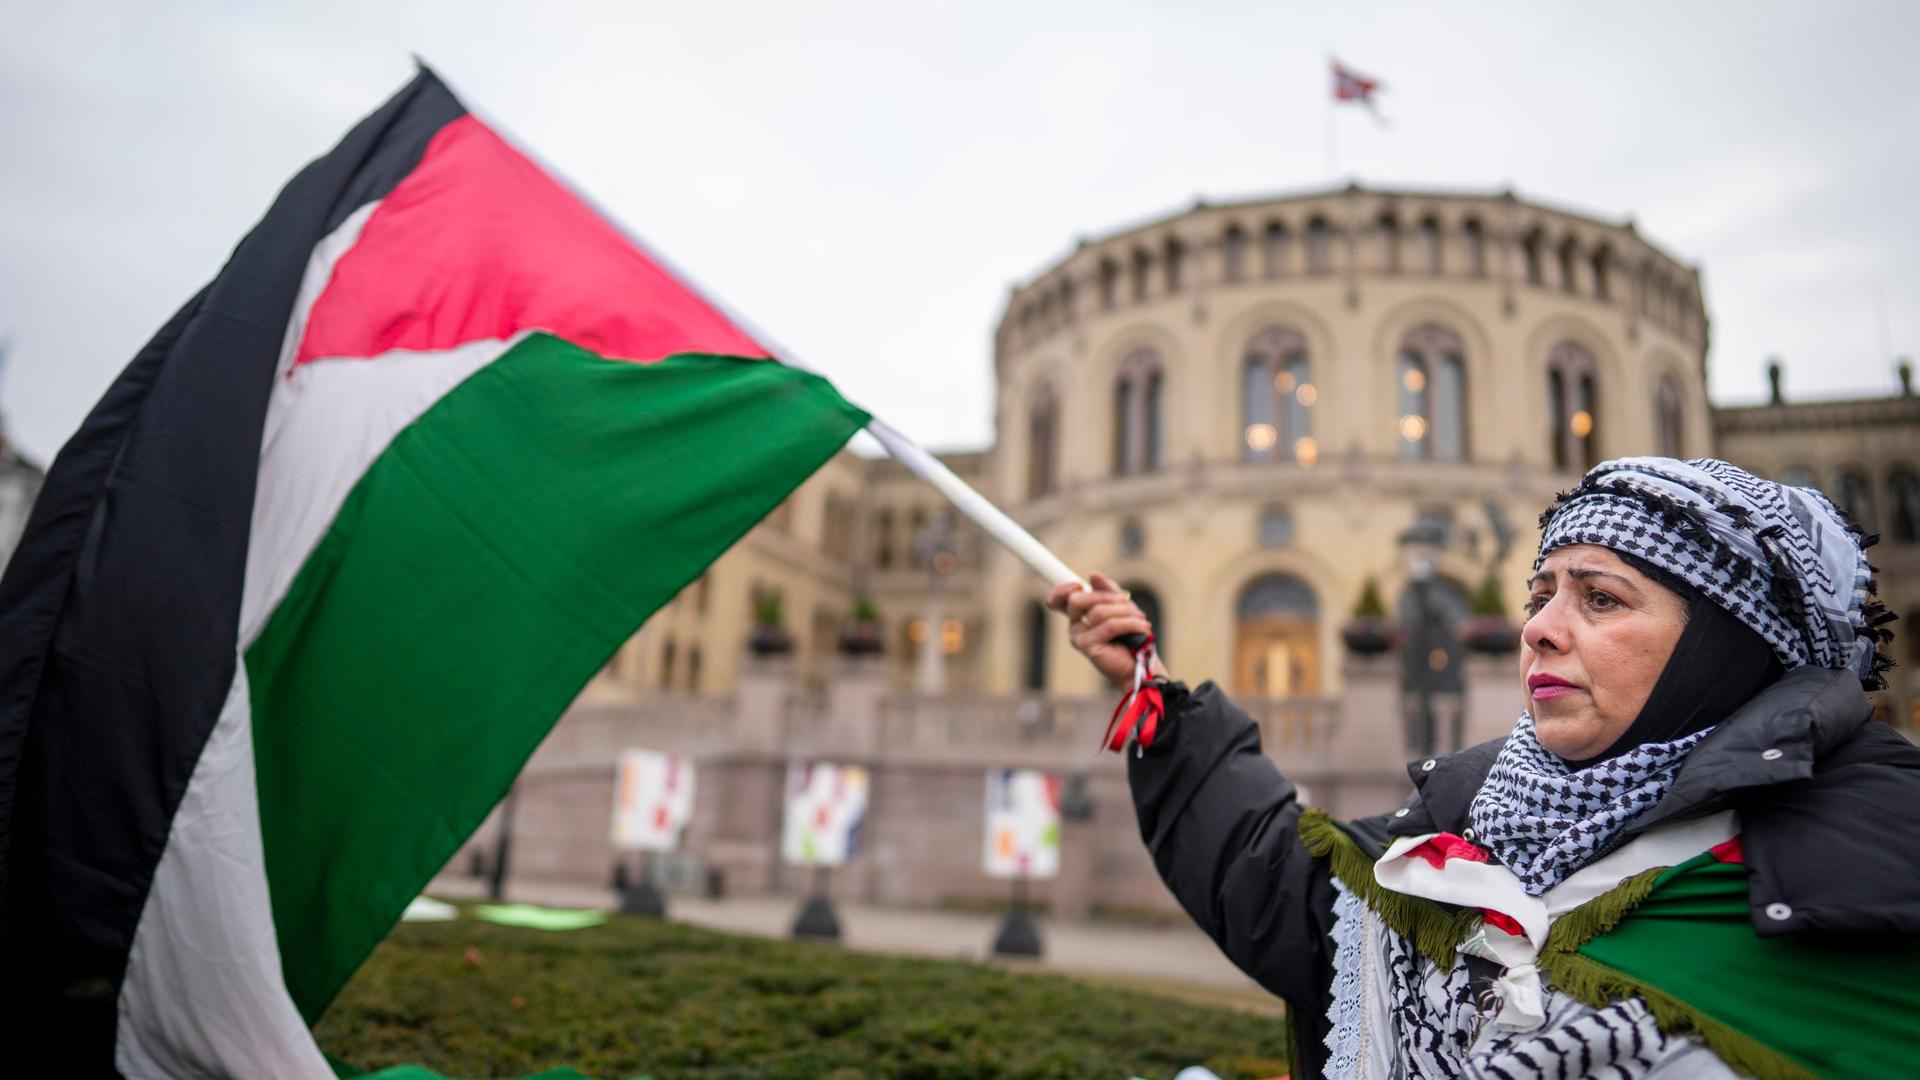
[1300,809,1920,1080]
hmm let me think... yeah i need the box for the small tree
[749,589,794,656]
[1471,572,1507,618]
[839,594,884,656]
[1463,570,1521,653]
[1341,577,1396,655]
[1352,577,1388,621]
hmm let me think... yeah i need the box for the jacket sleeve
[1127,680,1339,1008]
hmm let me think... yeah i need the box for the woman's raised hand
[1045,571,1163,689]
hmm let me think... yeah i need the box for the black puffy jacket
[1127,665,1920,1080]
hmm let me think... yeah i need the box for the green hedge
[318,909,1289,1080]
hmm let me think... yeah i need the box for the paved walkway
[426,874,1279,1015]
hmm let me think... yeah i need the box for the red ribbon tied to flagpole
[1101,635,1165,753]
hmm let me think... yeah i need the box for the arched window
[1222,225,1248,283]
[1591,246,1613,302]
[687,646,702,693]
[660,637,677,691]
[1124,583,1166,662]
[1779,465,1819,489]
[1263,222,1291,279]
[1888,467,1920,544]
[1558,236,1581,293]
[1027,384,1058,499]
[1306,217,1333,275]
[1655,375,1686,458]
[1378,213,1401,273]
[1112,349,1165,476]
[1522,228,1545,285]
[1462,218,1486,276]
[1834,469,1879,537]
[1242,327,1316,465]
[1098,258,1119,310]
[1234,574,1320,696]
[1164,237,1185,294]
[1130,249,1152,303]
[1418,215,1442,274]
[1546,342,1600,472]
[1396,323,1469,462]
[1023,601,1049,691]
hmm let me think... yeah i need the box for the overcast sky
[3,1,1917,464]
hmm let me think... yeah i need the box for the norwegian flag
[1332,59,1389,124]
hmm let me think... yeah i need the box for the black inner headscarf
[1562,552,1784,768]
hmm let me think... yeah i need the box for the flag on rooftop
[1332,58,1389,124]
[0,66,868,1075]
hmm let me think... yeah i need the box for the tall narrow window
[1419,216,1442,274]
[1098,258,1119,310]
[1834,469,1879,537]
[1144,369,1165,470]
[1125,584,1166,662]
[1591,247,1612,302]
[873,508,895,568]
[1307,217,1332,275]
[687,646,702,692]
[660,638,677,691]
[1522,229,1544,285]
[1462,218,1486,276]
[1164,237,1185,294]
[907,507,928,569]
[1242,327,1315,465]
[1889,466,1920,543]
[1546,342,1600,472]
[1113,349,1166,476]
[1058,280,1075,324]
[1655,375,1685,458]
[1548,368,1569,470]
[1264,222,1291,279]
[1222,225,1248,283]
[1023,601,1049,691]
[1378,213,1400,273]
[1028,384,1058,498]
[1396,323,1469,462]
[1131,249,1151,303]
[1558,237,1580,293]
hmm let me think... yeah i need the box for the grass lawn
[317,907,1290,1080]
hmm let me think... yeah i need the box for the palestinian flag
[0,68,868,1075]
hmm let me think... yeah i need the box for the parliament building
[519,184,1919,910]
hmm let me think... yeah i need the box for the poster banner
[781,761,870,866]
[610,748,697,852]
[983,768,1061,879]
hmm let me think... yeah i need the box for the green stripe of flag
[248,333,868,1020]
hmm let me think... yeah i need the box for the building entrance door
[1234,616,1320,696]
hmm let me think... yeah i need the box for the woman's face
[1520,544,1690,760]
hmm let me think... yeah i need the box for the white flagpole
[863,417,1082,589]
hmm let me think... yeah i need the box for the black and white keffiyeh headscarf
[1469,456,1893,894]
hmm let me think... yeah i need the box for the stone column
[735,654,795,755]
[1050,772,1099,922]
[1461,653,1523,748]
[827,654,890,901]
[827,654,890,757]
[1331,653,1408,771]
